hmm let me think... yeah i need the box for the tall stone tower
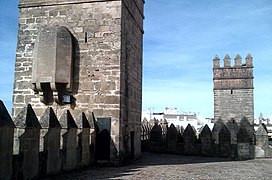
[13,0,144,164]
[213,54,254,124]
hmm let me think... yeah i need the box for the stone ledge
[213,87,254,90]
[213,77,254,80]
[19,0,120,8]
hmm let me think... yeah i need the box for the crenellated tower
[213,54,254,124]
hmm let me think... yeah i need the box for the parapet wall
[141,118,271,160]
[0,100,96,180]
[213,53,253,68]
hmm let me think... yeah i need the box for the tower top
[213,54,253,68]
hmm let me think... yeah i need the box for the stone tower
[213,54,254,124]
[13,0,144,165]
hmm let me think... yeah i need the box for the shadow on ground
[44,152,231,180]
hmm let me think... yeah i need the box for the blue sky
[143,0,272,117]
[1,1,272,118]
[0,1,18,113]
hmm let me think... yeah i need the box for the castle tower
[12,0,144,165]
[213,54,254,124]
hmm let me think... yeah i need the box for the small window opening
[231,89,233,94]
[85,32,88,43]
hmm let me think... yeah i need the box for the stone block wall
[213,54,254,124]
[214,89,254,123]
[14,0,123,116]
[13,0,144,165]
[119,0,144,162]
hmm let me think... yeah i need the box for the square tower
[213,54,254,124]
[13,0,144,164]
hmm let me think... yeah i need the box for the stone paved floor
[45,153,272,179]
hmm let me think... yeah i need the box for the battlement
[213,53,253,68]
[0,100,96,179]
[213,54,254,89]
[141,119,271,160]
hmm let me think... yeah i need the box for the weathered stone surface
[13,104,41,179]
[39,107,61,128]
[0,101,15,180]
[237,119,254,160]
[39,107,61,174]
[240,116,254,142]
[166,124,178,153]
[218,124,231,158]
[88,112,96,129]
[149,123,164,153]
[234,54,242,67]
[212,119,225,144]
[183,124,197,155]
[199,124,212,156]
[59,110,78,129]
[32,25,73,104]
[13,0,144,165]
[226,119,239,144]
[14,104,41,128]
[150,123,162,143]
[213,54,254,124]
[59,110,78,171]
[223,54,231,67]
[255,124,269,158]
[76,112,90,129]
[0,127,14,180]
[76,112,91,167]
[88,111,96,165]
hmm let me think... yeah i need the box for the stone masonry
[213,54,254,124]
[13,0,144,165]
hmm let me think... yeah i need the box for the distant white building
[142,107,214,131]
[254,113,272,138]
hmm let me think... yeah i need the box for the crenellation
[223,54,231,67]
[234,54,242,67]
[246,53,253,67]
[214,54,253,69]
